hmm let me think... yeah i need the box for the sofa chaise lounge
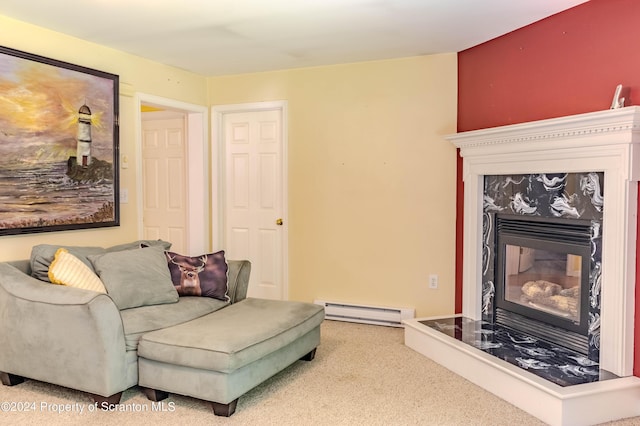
[0,240,324,416]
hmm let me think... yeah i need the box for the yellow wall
[208,55,458,316]
[0,16,207,260]
[0,15,458,317]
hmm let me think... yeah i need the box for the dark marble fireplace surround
[417,172,609,388]
[482,172,603,363]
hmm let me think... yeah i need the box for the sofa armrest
[0,262,131,397]
[7,259,30,275]
[227,260,251,303]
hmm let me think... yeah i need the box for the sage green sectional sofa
[0,240,324,416]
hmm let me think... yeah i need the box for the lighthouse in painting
[76,103,92,167]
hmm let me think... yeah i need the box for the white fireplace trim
[446,106,640,376]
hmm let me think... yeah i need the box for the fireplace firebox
[494,214,592,354]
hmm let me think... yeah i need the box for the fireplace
[403,106,640,426]
[481,170,604,360]
[494,214,592,354]
[449,108,640,377]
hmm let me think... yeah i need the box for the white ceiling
[0,0,588,76]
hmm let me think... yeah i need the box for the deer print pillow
[165,250,229,301]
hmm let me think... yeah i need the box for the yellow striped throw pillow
[48,248,107,293]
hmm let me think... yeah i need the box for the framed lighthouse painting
[0,46,119,236]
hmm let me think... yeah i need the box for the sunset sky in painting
[0,51,114,165]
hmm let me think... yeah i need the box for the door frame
[211,100,289,298]
[135,93,209,254]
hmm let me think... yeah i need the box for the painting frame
[0,45,119,236]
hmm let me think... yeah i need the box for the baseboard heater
[314,300,415,327]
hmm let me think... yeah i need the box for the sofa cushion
[89,246,178,310]
[165,250,229,300]
[48,248,107,293]
[137,298,325,373]
[31,244,106,282]
[30,240,172,283]
[119,296,229,351]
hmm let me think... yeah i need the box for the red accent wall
[456,0,640,375]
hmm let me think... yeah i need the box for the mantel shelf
[448,106,640,153]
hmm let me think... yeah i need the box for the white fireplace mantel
[446,106,640,377]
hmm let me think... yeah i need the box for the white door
[223,108,285,300]
[141,115,188,253]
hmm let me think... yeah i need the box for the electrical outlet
[429,274,438,289]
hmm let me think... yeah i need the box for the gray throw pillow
[89,246,178,310]
[30,244,107,282]
[29,240,172,283]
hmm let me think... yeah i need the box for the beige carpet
[1,320,638,426]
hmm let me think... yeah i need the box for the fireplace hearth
[418,316,616,387]
[404,106,640,426]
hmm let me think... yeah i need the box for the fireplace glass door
[495,215,591,343]
[504,244,582,324]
